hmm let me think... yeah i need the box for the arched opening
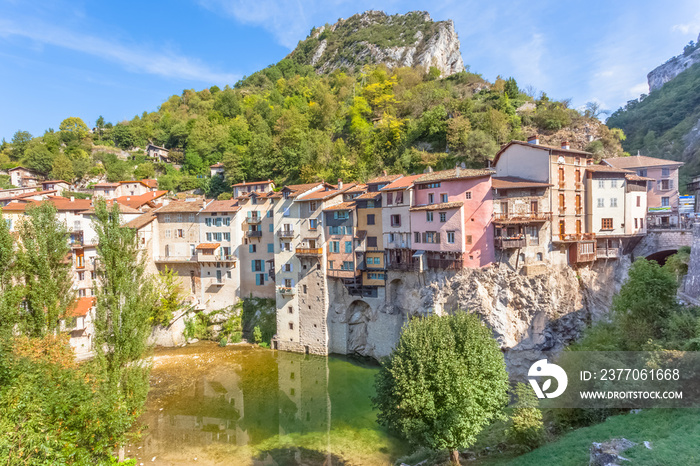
[388,279,403,305]
[346,300,371,355]
[645,249,678,266]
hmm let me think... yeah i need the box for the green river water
[131,342,408,465]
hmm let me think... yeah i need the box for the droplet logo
[528,359,568,399]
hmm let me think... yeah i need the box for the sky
[1,0,699,141]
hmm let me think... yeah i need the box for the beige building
[237,192,275,299]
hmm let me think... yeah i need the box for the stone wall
[683,222,700,299]
[632,229,692,258]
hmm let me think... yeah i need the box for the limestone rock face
[647,33,700,92]
[288,11,465,77]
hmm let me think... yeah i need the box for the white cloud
[0,18,239,84]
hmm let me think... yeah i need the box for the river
[130,342,408,465]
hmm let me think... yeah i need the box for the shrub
[253,325,262,344]
[506,383,546,451]
[219,337,228,347]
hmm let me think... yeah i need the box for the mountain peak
[287,10,464,77]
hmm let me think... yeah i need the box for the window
[426,212,434,222]
[601,218,613,230]
[252,260,264,272]
[368,272,386,280]
[367,237,378,248]
[256,273,266,285]
[309,201,317,211]
[309,218,318,230]
[559,193,565,210]
[78,271,85,281]
[249,244,257,253]
[386,192,393,205]
[268,243,274,253]
[610,198,618,208]
[388,233,395,243]
[439,212,446,222]
[205,218,212,226]
[176,229,184,238]
[224,217,231,226]
[638,169,647,177]
[637,196,641,207]
[395,191,404,204]
[635,218,638,229]
[267,210,272,218]
[367,214,375,225]
[428,193,434,204]
[223,232,230,241]
[424,232,437,243]
[390,215,401,227]
[597,198,604,208]
[414,232,421,243]
[367,200,375,208]
[283,207,290,217]
[537,252,543,261]
[558,167,565,182]
[661,179,673,190]
[440,193,448,203]
[342,261,353,270]
[328,260,334,269]
[281,242,291,252]
[91,271,96,280]
[334,211,349,220]
[417,182,441,189]
[466,235,472,245]
[598,179,605,188]
[447,231,455,243]
[662,167,670,177]
[288,306,293,314]
[283,263,292,272]
[345,241,352,253]
[289,322,294,330]
[176,214,182,222]
[269,224,274,232]
[662,197,670,207]
[330,241,340,253]
[303,285,307,293]
[640,218,644,228]
[164,214,170,223]
[465,191,472,200]
[215,217,222,227]
[213,232,222,241]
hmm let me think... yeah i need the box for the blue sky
[1,0,699,141]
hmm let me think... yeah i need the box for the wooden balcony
[327,269,358,279]
[495,236,527,249]
[245,230,262,238]
[245,216,262,224]
[155,255,197,263]
[277,286,295,296]
[555,233,596,242]
[295,247,323,256]
[426,258,462,271]
[494,212,552,223]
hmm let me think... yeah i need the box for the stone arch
[388,278,404,305]
[645,249,678,266]
[346,300,371,355]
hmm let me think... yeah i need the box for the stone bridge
[632,227,694,264]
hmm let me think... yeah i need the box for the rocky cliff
[287,11,465,76]
[647,33,700,92]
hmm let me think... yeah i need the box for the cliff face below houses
[327,259,631,380]
[647,33,700,92]
[287,11,465,77]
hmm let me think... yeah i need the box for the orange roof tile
[380,173,423,191]
[68,297,95,318]
[196,243,220,250]
[125,211,157,230]
[202,200,241,213]
[410,201,464,212]
[603,155,684,169]
[323,201,356,211]
[367,174,402,184]
[114,190,167,209]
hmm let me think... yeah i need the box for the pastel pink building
[410,168,495,269]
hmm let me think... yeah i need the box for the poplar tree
[0,208,22,340]
[92,200,155,432]
[16,202,74,337]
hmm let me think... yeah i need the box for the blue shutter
[267,243,274,253]
[269,223,273,232]
[290,263,293,272]
[251,260,255,272]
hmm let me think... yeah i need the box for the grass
[490,409,700,465]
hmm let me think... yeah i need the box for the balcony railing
[245,216,262,224]
[494,212,552,223]
[245,230,262,238]
[154,255,197,263]
[426,259,463,271]
[296,247,323,256]
[327,269,358,278]
[387,261,416,271]
[596,248,620,259]
[495,236,527,249]
[278,286,295,296]
[555,233,596,242]
[277,229,295,238]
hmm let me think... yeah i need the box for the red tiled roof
[283,182,326,198]
[210,162,224,168]
[125,211,157,230]
[47,197,93,211]
[381,173,423,191]
[68,297,95,318]
[94,182,120,188]
[202,200,241,213]
[355,191,381,200]
[603,155,684,169]
[323,201,356,211]
[231,179,274,188]
[298,188,343,201]
[6,189,58,200]
[344,184,368,194]
[41,180,69,185]
[140,179,158,188]
[493,140,593,167]
[492,177,552,189]
[410,201,464,212]
[1,202,29,212]
[415,168,493,184]
[584,165,633,174]
[367,174,402,184]
[156,200,205,213]
[196,243,220,250]
[113,190,167,209]
[81,201,141,215]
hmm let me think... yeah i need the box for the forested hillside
[607,41,700,189]
[1,59,625,197]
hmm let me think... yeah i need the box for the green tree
[92,200,155,449]
[0,207,22,339]
[22,139,54,175]
[612,258,678,349]
[506,383,546,451]
[134,162,156,180]
[112,123,137,149]
[10,130,32,160]
[253,325,262,344]
[373,311,508,464]
[51,153,76,182]
[152,266,186,326]
[16,202,74,337]
[59,116,89,144]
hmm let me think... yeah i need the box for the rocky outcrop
[589,438,637,466]
[288,11,465,77]
[647,33,700,92]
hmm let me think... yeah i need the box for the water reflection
[137,344,401,465]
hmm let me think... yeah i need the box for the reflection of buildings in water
[276,352,331,456]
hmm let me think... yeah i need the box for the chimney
[561,141,570,150]
[338,178,343,190]
[70,196,75,202]
[527,134,540,145]
[382,170,387,176]
[455,164,461,176]
[424,166,434,173]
